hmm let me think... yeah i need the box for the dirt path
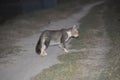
[0,2,104,80]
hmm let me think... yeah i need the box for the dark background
[0,0,72,23]
[0,0,120,23]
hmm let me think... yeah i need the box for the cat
[35,25,79,56]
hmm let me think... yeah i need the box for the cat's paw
[40,52,47,57]
[64,49,69,53]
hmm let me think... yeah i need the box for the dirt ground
[0,1,105,80]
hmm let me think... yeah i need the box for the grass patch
[71,3,104,49]
[98,0,120,80]
[32,62,77,80]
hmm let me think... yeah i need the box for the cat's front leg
[63,48,69,53]
[59,44,69,53]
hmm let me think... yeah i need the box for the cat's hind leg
[41,38,50,56]
[40,38,48,56]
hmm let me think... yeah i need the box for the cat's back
[41,29,66,45]
[41,29,63,38]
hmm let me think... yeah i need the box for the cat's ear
[73,24,79,30]
[72,25,78,30]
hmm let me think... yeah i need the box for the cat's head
[70,25,79,38]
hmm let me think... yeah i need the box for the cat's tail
[35,38,41,55]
